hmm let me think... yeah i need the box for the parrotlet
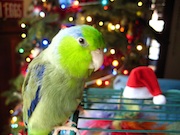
[22,25,105,135]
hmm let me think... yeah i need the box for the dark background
[0,20,22,133]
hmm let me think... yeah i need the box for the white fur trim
[153,94,166,104]
[123,86,153,99]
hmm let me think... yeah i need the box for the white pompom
[153,94,166,104]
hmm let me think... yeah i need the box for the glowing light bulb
[11,124,18,128]
[12,116,17,123]
[26,57,31,63]
[137,44,143,50]
[40,11,45,18]
[107,22,115,30]
[101,0,108,6]
[138,1,143,7]
[69,17,74,22]
[115,24,120,29]
[136,11,142,16]
[110,49,115,54]
[108,23,113,31]
[31,48,40,58]
[31,49,35,54]
[73,0,79,6]
[105,80,110,86]
[19,48,24,54]
[110,25,115,30]
[9,110,14,114]
[96,79,103,86]
[61,4,66,9]
[21,23,26,28]
[112,60,119,67]
[136,44,143,51]
[123,70,129,75]
[120,27,125,32]
[21,33,26,38]
[103,48,107,53]
[112,68,118,75]
[42,39,49,46]
[104,6,108,10]
[99,21,104,26]
[42,0,46,2]
[86,16,92,22]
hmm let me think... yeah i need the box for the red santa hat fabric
[123,66,166,104]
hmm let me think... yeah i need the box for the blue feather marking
[27,65,45,118]
[28,85,41,118]
[36,65,45,81]
[61,26,83,39]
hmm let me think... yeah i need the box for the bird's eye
[78,37,87,46]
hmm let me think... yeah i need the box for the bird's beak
[89,49,104,71]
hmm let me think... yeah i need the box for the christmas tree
[3,0,156,134]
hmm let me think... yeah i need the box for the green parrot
[22,25,105,135]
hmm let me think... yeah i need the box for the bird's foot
[53,121,80,135]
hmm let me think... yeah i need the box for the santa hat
[123,66,166,104]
